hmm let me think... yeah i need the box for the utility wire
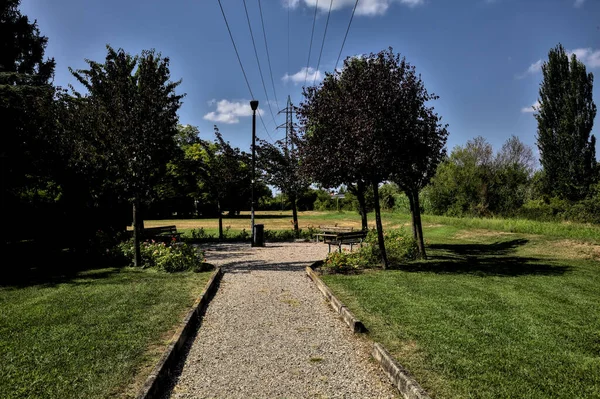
[242,0,278,128]
[287,0,290,78]
[257,0,279,110]
[313,0,333,86]
[334,0,360,72]
[217,0,254,98]
[258,110,276,143]
[304,0,319,87]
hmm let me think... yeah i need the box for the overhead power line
[257,0,280,110]
[217,0,254,98]
[334,0,360,72]
[290,0,292,78]
[313,0,334,86]
[216,0,272,143]
[304,0,320,87]
[242,0,278,128]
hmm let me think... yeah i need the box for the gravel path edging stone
[372,343,431,399]
[306,265,431,399]
[305,265,367,333]
[136,267,223,399]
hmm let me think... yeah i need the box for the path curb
[305,266,366,333]
[136,267,223,399]
[306,264,430,399]
[372,343,431,399]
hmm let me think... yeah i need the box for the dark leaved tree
[390,68,448,258]
[299,49,437,268]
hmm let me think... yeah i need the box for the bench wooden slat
[142,225,181,241]
[324,230,368,253]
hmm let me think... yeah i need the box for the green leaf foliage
[535,43,597,201]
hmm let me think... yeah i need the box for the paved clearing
[164,242,397,399]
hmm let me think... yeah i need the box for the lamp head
[250,100,259,111]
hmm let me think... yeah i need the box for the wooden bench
[142,225,182,242]
[324,231,367,253]
[314,225,354,243]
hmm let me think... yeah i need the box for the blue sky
[21,0,600,161]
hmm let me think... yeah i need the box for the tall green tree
[69,46,184,266]
[535,43,597,201]
[189,126,252,239]
[257,131,310,237]
[1,0,57,244]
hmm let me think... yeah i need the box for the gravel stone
[165,242,397,399]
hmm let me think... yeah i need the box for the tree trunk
[406,189,417,239]
[372,180,388,269]
[356,181,368,231]
[132,199,141,267]
[217,199,223,241]
[348,181,368,230]
[291,193,299,238]
[410,189,427,259]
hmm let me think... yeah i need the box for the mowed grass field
[144,210,600,243]
[319,220,600,398]
[0,267,213,399]
[143,210,411,237]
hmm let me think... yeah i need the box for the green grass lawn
[322,223,600,398]
[0,267,212,399]
[152,210,600,244]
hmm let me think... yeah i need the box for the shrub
[299,225,320,240]
[190,227,214,240]
[323,250,361,273]
[118,239,207,272]
[264,229,297,241]
[322,228,419,273]
[356,228,419,268]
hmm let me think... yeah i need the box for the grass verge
[0,268,212,399]
[321,225,600,398]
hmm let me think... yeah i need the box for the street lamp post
[250,100,259,246]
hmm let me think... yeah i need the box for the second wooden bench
[324,231,367,253]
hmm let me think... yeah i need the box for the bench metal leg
[338,243,342,253]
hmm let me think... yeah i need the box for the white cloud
[282,67,323,85]
[520,47,600,79]
[521,100,540,113]
[574,0,585,8]
[203,99,262,124]
[527,59,543,74]
[568,48,600,68]
[290,0,424,16]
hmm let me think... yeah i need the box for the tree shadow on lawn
[393,239,572,277]
[2,242,125,288]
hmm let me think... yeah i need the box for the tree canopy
[535,43,597,201]
[67,45,184,265]
[298,48,447,265]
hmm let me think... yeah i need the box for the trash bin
[253,224,265,247]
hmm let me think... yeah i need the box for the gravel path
[165,242,397,399]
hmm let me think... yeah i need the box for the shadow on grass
[2,241,125,288]
[391,239,571,277]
